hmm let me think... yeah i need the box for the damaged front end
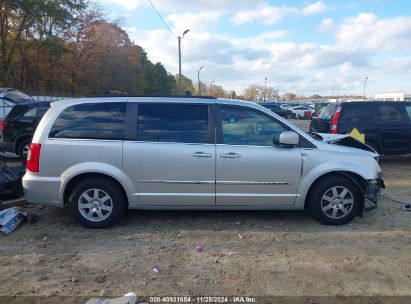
[364,176,385,212]
[315,132,377,153]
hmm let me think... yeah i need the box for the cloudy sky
[93,0,411,97]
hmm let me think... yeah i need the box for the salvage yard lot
[0,120,410,302]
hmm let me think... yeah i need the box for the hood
[314,132,378,155]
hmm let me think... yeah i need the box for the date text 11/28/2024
[149,296,257,303]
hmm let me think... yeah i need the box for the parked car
[291,106,312,119]
[1,101,50,157]
[261,103,294,118]
[0,88,34,119]
[310,101,411,155]
[23,97,383,228]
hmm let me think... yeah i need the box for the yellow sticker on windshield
[347,128,365,143]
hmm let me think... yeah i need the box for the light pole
[197,66,204,96]
[210,81,215,96]
[178,29,190,95]
[263,77,267,103]
[363,77,368,101]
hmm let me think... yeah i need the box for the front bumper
[364,178,385,211]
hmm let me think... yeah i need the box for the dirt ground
[0,120,410,303]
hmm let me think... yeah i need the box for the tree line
[0,0,176,96]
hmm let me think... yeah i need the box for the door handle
[220,152,241,158]
[192,152,212,158]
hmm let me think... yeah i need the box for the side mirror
[278,131,299,146]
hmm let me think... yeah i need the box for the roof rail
[85,95,217,99]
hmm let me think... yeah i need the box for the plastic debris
[0,165,25,202]
[228,251,238,256]
[85,292,137,304]
[0,207,27,234]
[238,234,243,239]
[152,266,160,273]
[195,245,203,253]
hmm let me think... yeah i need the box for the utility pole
[363,77,368,101]
[197,66,204,96]
[178,29,190,95]
[263,77,267,103]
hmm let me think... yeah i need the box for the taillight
[330,106,342,134]
[27,143,41,172]
[1,119,4,131]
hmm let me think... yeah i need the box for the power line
[146,0,176,38]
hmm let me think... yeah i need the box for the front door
[123,102,215,206]
[216,104,302,206]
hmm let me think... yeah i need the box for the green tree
[174,74,195,95]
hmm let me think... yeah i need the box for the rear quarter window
[318,104,338,119]
[6,104,30,119]
[339,104,370,126]
[49,102,126,140]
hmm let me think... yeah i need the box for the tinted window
[50,102,126,140]
[319,103,338,119]
[37,104,50,117]
[375,104,407,123]
[405,104,411,120]
[339,104,369,125]
[138,104,209,144]
[6,104,29,119]
[4,90,33,103]
[23,107,37,118]
[221,106,288,146]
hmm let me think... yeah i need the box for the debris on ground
[195,245,203,252]
[85,291,137,304]
[0,207,27,234]
[0,165,25,203]
[152,266,160,273]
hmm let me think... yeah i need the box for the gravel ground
[0,121,410,303]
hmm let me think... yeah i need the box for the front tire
[308,176,362,225]
[67,177,126,228]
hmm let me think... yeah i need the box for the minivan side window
[137,103,210,144]
[220,106,288,146]
[49,102,126,140]
[375,104,407,123]
[406,104,411,121]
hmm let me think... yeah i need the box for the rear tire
[308,176,362,225]
[67,177,126,228]
[17,139,31,158]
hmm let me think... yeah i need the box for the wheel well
[15,136,31,154]
[304,171,366,210]
[63,173,129,206]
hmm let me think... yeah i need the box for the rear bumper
[22,172,63,207]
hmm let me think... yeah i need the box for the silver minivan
[23,97,384,228]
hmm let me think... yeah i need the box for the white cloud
[303,1,327,16]
[336,13,411,50]
[230,3,297,26]
[230,1,327,26]
[384,56,411,74]
[319,18,334,33]
[166,11,224,33]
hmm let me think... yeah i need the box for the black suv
[1,102,50,157]
[310,101,411,155]
[261,103,294,118]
